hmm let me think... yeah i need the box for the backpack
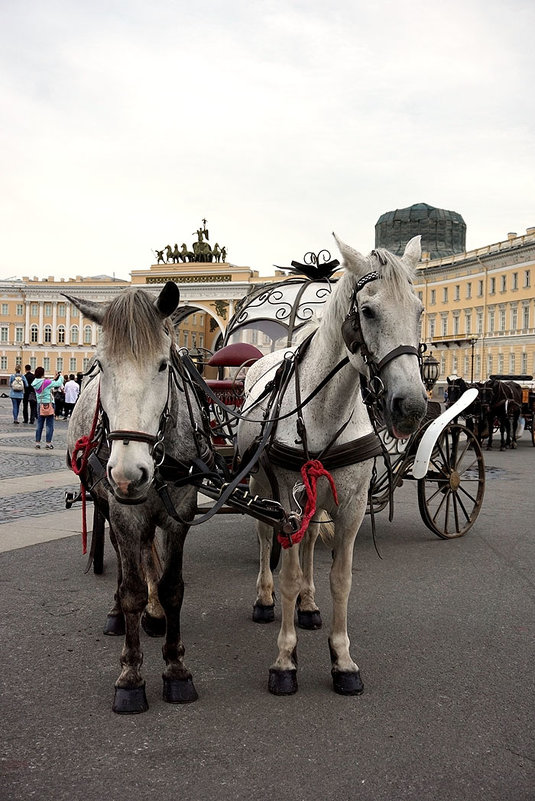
[12,375,24,392]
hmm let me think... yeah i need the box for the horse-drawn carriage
[64,236,486,713]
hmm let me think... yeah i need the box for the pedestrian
[9,365,27,424]
[63,374,80,418]
[32,368,64,449]
[53,382,65,419]
[22,364,37,424]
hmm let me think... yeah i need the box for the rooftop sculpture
[154,219,227,264]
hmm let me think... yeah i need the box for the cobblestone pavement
[0,398,77,521]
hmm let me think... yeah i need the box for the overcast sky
[1,0,534,281]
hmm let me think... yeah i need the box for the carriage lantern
[421,352,440,392]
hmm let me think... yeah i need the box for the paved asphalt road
[0,397,534,801]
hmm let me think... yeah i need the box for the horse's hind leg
[141,536,166,637]
[253,520,277,623]
[296,521,322,630]
[158,515,198,704]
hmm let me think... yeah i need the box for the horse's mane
[101,288,173,361]
[319,248,416,337]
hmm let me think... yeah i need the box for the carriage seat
[205,343,264,403]
[207,342,263,368]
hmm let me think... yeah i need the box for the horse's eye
[158,361,168,372]
[361,306,375,319]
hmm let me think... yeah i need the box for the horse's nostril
[138,466,150,486]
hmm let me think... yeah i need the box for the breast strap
[267,431,382,472]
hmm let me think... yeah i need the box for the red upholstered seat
[207,343,263,367]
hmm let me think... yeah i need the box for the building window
[499,309,506,331]
[453,315,460,335]
[430,289,436,305]
[0,326,8,343]
[71,306,79,318]
[487,354,493,375]
[454,285,460,301]
[509,353,516,373]
[501,275,507,292]
[466,283,472,299]
[16,304,24,316]
[56,357,63,372]
[1,303,8,316]
[523,305,530,329]
[465,311,472,335]
[477,311,483,334]
[463,355,469,375]
[70,325,79,344]
[452,353,458,373]
[525,270,531,288]
[441,317,448,337]
[58,325,65,343]
[15,326,23,343]
[0,356,6,370]
[44,325,52,343]
[489,277,496,294]
[428,318,435,339]
[30,357,36,370]
[488,310,495,332]
[475,354,481,378]
[83,357,91,370]
[199,334,204,348]
[183,331,188,348]
[44,303,52,316]
[511,307,518,331]
[70,358,77,372]
[31,303,38,316]
[478,280,484,297]
[83,325,92,345]
[30,324,38,343]
[57,303,66,317]
[442,288,448,303]
[522,353,527,373]
[498,354,504,373]
[512,272,518,290]
[43,357,50,372]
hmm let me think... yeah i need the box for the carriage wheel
[417,423,485,539]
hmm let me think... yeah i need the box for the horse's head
[334,234,427,438]
[64,282,180,503]
[446,376,468,407]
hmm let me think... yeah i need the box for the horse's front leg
[112,525,150,714]
[141,536,166,637]
[328,491,368,696]
[158,498,198,704]
[268,543,302,695]
[296,520,322,630]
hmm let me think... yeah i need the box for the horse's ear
[403,236,422,267]
[155,281,180,318]
[332,233,368,275]
[61,293,105,324]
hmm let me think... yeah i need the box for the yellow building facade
[415,228,535,396]
[1,227,534,394]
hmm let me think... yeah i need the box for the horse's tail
[318,510,335,545]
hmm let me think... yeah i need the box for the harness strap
[278,459,338,549]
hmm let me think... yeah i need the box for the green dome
[375,202,466,259]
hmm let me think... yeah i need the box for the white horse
[237,235,427,695]
[66,282,208,714]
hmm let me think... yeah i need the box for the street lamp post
[421,351,440,394]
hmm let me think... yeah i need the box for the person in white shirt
[63,374,80,418]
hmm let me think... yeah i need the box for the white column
[38,302,44,345]
[24,302,30,345]
[52,301,57,345]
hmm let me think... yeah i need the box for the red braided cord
[278,459,338,550]
[70,384,101,554]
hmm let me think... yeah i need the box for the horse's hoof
[112,684,149,714]
[268,668,298,695]
[141,610,166,637]
[103,613,125,636]
[297,609,322,630]
[252,602,275,623]
[162,676,198,704]
[332,669,364,696]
